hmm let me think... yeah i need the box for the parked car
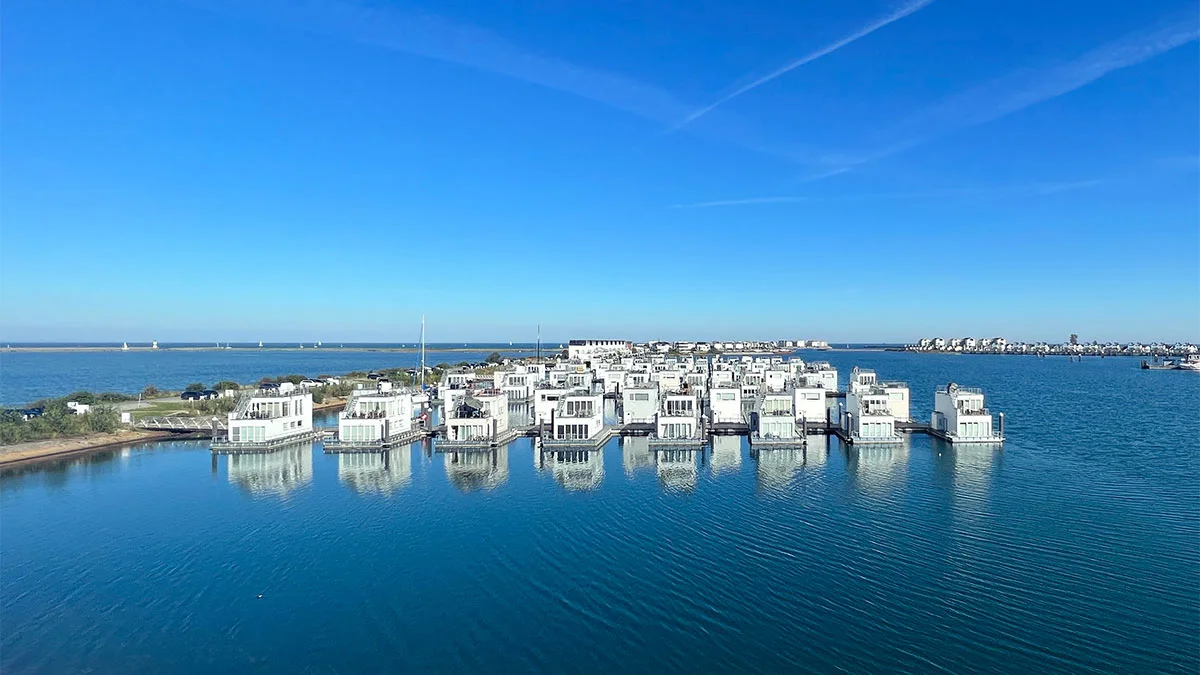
[180,391,203,401]
[260,382,280,390]
[367,372,384,380]
[299,379,324,388]
[200,390,220,399]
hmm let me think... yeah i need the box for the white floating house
[653,390,703,444]
[708,384,743,424]
[793,386,827,426]
[221,387,314,448]
[932,384,1004,443]
[335,381,418,447]
[444,390,511,445]
[802,362,838,391]
[494,366,536,401]
[754,390,802,443]
[532,385,568,425]
[439,369,476,408]
[844,386,901,444]
[621,383,660,425]
[550,390,605,442]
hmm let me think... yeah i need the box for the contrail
[670,0,936,131]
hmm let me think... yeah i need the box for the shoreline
[0,400,348,469]
[0,429,201,469]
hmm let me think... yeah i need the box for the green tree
[485,352,504,364]
[142,385,162,398]
[185,382,206,392]
[310,389,326,404]
[1069,334,1079,346]
[213,380,240,391]
[281,374,306,385]
[64,391,96,405]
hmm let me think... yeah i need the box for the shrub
[185,382,206,392]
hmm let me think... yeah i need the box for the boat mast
[420,315,426,389]
[537,324,541,364]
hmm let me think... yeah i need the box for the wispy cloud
[670,0,936,131]
[193,0,694,123]
[813,14,1200,177]
[671,179,1107,208]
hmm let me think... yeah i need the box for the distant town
[904,337,1199,356]
[628,339,830,355]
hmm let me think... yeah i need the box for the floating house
[652,389,703,445]
[216,386,315,450]
[443,389,513,446]
[548,390,605,443]
[330,381,421,449]
[932,384,1005,443]
[708,384,743,424]
[621,382,660,425]
[843,386,901,445]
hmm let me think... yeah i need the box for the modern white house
[621,383,660,425]
[932,384,1004,443]
[708,384,743,424]
[549,390,605,443]
[879,380,911,422]
[802,362,838,391]
[844,386,901,444]
[754,390,803,445]
[532,385,568,425]
[219,387,314,449]
[653,390,703,444]
[793,386,827,427]
[333,381,419,448]
[439,369,476,408]
[494,366,536,401]
[444,389,512,445]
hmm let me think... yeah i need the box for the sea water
[1,353,1197,673]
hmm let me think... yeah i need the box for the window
[633,393,649,401]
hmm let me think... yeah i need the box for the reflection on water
[655,448,698,492]
[226,443,314,496]
[622,436,653,476]
[540,446,605,491]
[845,436,910,493]
[337,446,413,495]
[752,434,826,492]
[445,446,509,491]
[950,442,1001,519]
[710,435,742,476]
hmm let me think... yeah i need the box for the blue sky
[2,0,1197,344]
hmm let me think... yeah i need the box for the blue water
[0,346,537,405]
[2,353,1197,673]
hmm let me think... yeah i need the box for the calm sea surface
[0,345,538,405]
[2,352,1197,673]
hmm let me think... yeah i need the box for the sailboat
[258,340,263,348]
[122,342,129,351]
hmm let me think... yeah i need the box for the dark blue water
[2,353,1197,673]
[0,346,537,405]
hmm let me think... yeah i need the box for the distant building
[567,339,632,362]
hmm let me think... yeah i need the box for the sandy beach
[0,429,189,468]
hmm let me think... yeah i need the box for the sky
[2,0,1198,344]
